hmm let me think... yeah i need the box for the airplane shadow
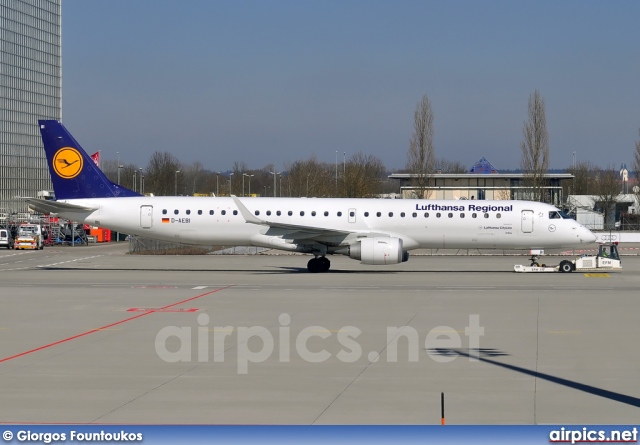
[36,266,515,275]
[427,348,640,408]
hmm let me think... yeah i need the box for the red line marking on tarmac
[0,286,233,364]
[127,308,199,313]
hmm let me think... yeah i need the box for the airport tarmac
[0,242,639,425]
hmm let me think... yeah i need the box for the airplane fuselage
[59,196,594,251]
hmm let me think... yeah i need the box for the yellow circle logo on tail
[53,147,84,179]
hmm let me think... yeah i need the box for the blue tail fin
[39,120,141,200]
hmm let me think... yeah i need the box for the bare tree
[520,90,549,202]
[406,94,435,198]
[565,160,596,196]
[634,129,640,203]
[286,155,334,197]
[145,152,181,196]
[100,159,142,192]
[343,152,386,198]
[590,165,622,229]
[435,158,467,173]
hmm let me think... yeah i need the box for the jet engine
[348,237,409,265]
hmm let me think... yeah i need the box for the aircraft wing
[231,195,389,240]
[21,198,98,214]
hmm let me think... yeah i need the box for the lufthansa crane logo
[53,147,84,179]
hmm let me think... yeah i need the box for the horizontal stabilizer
[22,198,98,214]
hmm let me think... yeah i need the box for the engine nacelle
[349,237,408,265]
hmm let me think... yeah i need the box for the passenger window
[388,212,393,217]
[162,209,167,215]
[233,210,238,215]
[472,213,477,218]
[400,212,405,217]
[198,210,202,215]
[497,213,501,219]
[484,213,489,218]
[174,210,179,215]
[255,210,260,216]
[460,213,465,218]
[324,211,329,216]
[267,210,272,216]
[311,211,316,216]
[288,211,293,216]
[436,213,441,218]
[221,210,226,215]
[300,211,305,216]
[448,213,453,218]
[424,212,429,218]
[412,213,417,218]
[364,212,369,217]
[209,210,214,215]
[350,211,355,217]
[376,212,382,217]
[337,212,342,217]
[277,211,281,216]
[186,210,191,215]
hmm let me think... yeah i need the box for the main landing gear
[307,256,330,273]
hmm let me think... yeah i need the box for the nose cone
[581,227,597,244]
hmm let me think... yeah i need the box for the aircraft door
[521,210,533,233]
[348,208,356,223]
[140,205,153,229]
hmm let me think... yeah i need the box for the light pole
[243,173,254,196]
[133,170,137,192]
[343,151,346,176]
[141,175,144,195]
[216,172,220,196]
[307,173,310,197]
[229,172,234,195]
[335,150,338,195]
[117,152,120,185]
[139,168,143,194]
[174,170,180,195]
[270,166,279,197]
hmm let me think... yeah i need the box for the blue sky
[62,1,640,172]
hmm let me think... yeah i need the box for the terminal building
[0,0,62,221]
[389,158,574,208]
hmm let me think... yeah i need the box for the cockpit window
[550,211,573,220]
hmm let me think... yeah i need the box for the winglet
[231,195,264,225]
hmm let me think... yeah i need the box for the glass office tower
[0,0,61,217]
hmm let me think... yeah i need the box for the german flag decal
[162,218,170,224]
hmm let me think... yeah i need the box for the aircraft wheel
[319,256,330,272]
[307,258,321,273]
[559,260,574,273]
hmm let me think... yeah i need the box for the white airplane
[28,120,596,272]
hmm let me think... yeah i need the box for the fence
[128,236,214,255]
[127,236,269,255]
